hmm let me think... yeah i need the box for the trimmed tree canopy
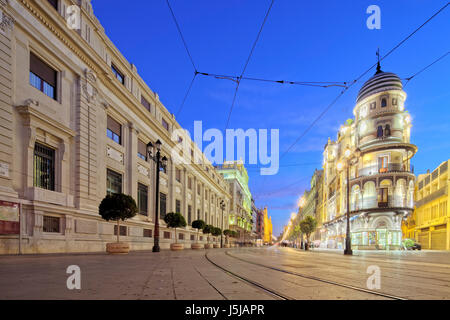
[212,227,222,237]
[203,224,213,234]
[223,229,232,236]
[164,212,187,229]
[99,193,137,222]
[192,219,206,230]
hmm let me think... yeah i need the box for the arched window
[384,124,391,137]
[377,126,384,138]
[381,98,387,107]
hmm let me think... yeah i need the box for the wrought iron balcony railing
[356,163,413,178]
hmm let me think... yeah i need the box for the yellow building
[408,160,449,250]
[263,207,273,244]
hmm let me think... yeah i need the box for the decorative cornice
[0,0,14,34]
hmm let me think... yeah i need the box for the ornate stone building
[216,161,252,242]
[321,64,416,250]
[0,0,231,253]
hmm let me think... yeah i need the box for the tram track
[204,251,293,300]
[224,250,409,300]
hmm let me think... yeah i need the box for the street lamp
[147,139,168,253]
[220,200,225,248]
[337,146,360,255]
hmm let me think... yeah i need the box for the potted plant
[212,227,222,248]
[191,219,205,249]
[203,224,213,249]
[223,229,232,248]
[99,193,137,254]
[299,215,317,251]
[164,212,187,251]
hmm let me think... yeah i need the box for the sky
[92,0,450,236]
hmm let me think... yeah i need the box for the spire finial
[375,48,382,74]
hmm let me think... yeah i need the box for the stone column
[127,122,138,200]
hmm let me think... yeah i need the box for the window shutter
[107,116,121,136]
[138,139,147,157]
[30,52,56,87]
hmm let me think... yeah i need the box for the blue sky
[92,0,450,236]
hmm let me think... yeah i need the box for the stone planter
[191,243,203,250]
[170,243,184,251]
[204,244,211,249]
[224,244,230,248]
[213,244,220,248]
[106,242,130,254]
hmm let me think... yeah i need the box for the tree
[212,227,222,242]
[164,212,187,243]
[192,220,206,243]
[299,216,317,250]
[223,229,232,244]
[99,193,137,243]
[203,224,213,244]
[293,225,301,247]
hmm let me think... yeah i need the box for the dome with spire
[356,63,403,103]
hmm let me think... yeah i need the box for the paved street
[0,247,449,300]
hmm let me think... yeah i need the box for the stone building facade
[0,0,231,254]
[321,64,416,250]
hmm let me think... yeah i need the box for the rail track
[203,251,293,300]
[223,249,408,300]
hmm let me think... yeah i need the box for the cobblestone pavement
[0,247,449,300]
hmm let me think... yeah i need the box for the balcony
[415,186,448,208]
[356,163,413,178]
[350,195,412,211]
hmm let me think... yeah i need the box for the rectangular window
[176,168,181,182]
[138,183,148,216]
[188,177,192,189]
[162,118,169,131]
[197,209,200,221]
[188,205,192,225]
[197,184,201,195]
[137,139,147,160]
[30,52,57,100]
[176,199,181,214]
[114,225,127,236]
[43,216,60,233]
[164,231,171,239]
[392,98,398,106]
[179,233,184,240]
[190,234,195,241]
[205,190,208,200]
[160,193,167,220]
[107,169,122,195]
[107,116,121,144]
[141,96,152,112]
[143,229,152,238]
[111,64,124,84]
[47,0,58,9]
[370,102,376,110]
[33,143,55,191]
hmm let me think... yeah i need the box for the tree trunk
[117,219,120,243]
[197,230,199,244]
[175,228,177,244]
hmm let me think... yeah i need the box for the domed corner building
[321,63,417,250]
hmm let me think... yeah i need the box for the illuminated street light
[337,161,344,171]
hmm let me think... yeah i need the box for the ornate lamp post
[147,140,168,253]
[337,146,360,255]
[220,200,225,248]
